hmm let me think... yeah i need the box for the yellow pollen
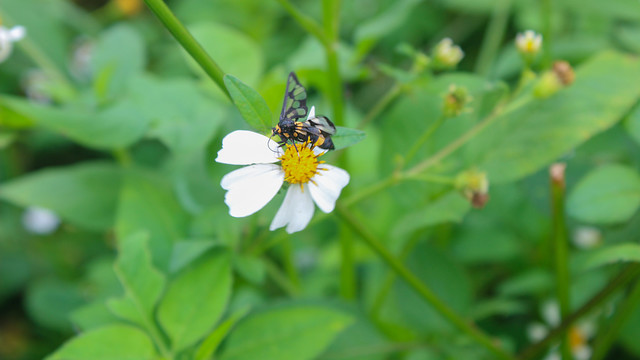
[279,141,325,184]
[569,326,586,350]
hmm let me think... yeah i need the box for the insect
[271,72,336,150]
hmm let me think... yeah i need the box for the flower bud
[442,84,472,118]
[115,0,143,16]
[515,30,542,61]
[455,169,489,208]
[533,61,575,98]
[432,38,464,70]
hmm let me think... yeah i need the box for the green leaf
[107,232,166,330]
[392,243,472,333]
[91,24,146,101]
[474,52,640,183]
[46,324,157,360]
[115,169,190,270]
[195,307,250,360]
[71,302,121,332]
[26,278,84,332]
[169,239,221,273]
[233,254,266,285]
[567,164,640,224]
[498,269,554,297]
[158,250,232,352]
[333,126,366,150]
[573,243,640,272]
[0,96,150,150]
[224,75,272,132]
[0,161,120,231]
[624,102,640,146]
[391,191,470,239]
[185,22,263,98]
[219,306,353,360]
[127,75,225,154]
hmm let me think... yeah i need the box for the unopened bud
[455,169,489,209]
[552,60,575,86]
[115,0,143,16]
[443,84,472,118]
[432,38,464,70]
[549,162,566,187]
[572,226,602,249]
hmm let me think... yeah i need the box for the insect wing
[279,72,308,122]
[307,116,336,136]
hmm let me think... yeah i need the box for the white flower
[516,30,542,56]
[432,38,464,69]
[0,25,26,63]
[527,300,595,360]
[572,226,602,249]
[215,107,350,234]
[22,206,60,235]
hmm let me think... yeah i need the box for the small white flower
[432,38,464,69]
[0,25,26,63]
[22,206,60,235]
[216,107,349,234]
[572,226,602,249]
[516,30,542,56]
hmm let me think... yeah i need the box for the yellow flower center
[569,326,586,351]
[279,141,324,184]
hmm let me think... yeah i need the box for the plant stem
[322,0,344,126]
[342,175,400,207]
[336,204,515,360]
[475,0,511,76]
[143,0,230,100]
[404,115,447,164]
[549,163,571,359]
[281,237,301,293]
[591,277,640,360]
[541,0,552,68]
[358,83,402,129]
[274,0,327,45]
[339,226,356,300]
[518,263,640,360]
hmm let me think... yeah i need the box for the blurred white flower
[22,206,60,235]
[527,300,595,360]
[432,38,464,69]
[0,25,26,63]
[69,37,94,82]
[516,30,542,56]
[215,107,349,234]
[21,70,52,104]
[572,226,602,249]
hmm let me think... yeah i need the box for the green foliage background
[2,0,640,359]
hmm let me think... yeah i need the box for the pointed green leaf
[158,250,232,352]
[573,243,640,272]
[333,126,366,150]
[195,307,250,360]
[0,161,120,231]
[46,324,156,360]
[392,191,470,239]
[224,75,272,132]
[474,52,640,183]
[567,164,640,224]
[219,306,353,360]
[107,232,166,329]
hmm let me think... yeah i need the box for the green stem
[342,175,400,207]
[281,237,301,293]
[518,264,640,360]
[336,204,515,360]
[339,226,356,300]
[358,83,402,129]
[112,148,133,167]
[274,0,327,45]
[143,0,230,100]
[591,277,640,360]
[322,0,344,126]
[406,173,456,185]
[475,0,511,76]
[264,258,300,297]
[541,0,552,68]
[550,164,571,359]
[404,115,447,164]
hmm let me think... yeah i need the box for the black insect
[271,72,336,150]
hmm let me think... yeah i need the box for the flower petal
[216,130,281,165]
[308,164,350,213]
[270,184,315,234]
[8,26,26,41]
[221,164,284,217]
